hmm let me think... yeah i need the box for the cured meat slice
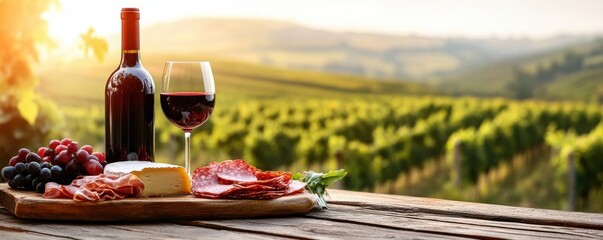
[194,184,235,197]
[285,180,306,195]
[227,190,288,200]
[192,160,307,200]
[43,174,144,201]
[191,162,218,190]
[192,162,236,197]
[236,173,291,189]
[256,171,288,180]
[43,182,79,199]
[216,159,257,183]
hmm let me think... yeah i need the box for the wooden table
[1,189,602,239]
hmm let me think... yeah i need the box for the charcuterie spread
[191,160,306,199]
[1,138,346,220]
[1,139,305,201]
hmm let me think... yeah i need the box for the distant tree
[0,0,60,163]
[562,52,582,73]
[508,66,533,99]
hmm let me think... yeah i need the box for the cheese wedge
[104,161,192,197]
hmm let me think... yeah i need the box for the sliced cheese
[104,161,191,197]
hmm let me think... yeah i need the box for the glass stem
[184,131,191,178]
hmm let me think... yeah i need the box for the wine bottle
[105,8,155,162]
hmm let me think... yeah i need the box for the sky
[44,0,603,47]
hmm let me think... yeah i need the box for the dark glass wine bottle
[105,8,155,162]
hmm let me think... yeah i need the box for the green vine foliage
[0,0,60,163]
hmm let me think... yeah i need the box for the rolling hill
[38,53,436,108]
[94,18,587,81]
[438,39,603,101]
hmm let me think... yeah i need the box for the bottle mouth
[121,8,140,19]
[165,61,211,64]
[121,8,139,12]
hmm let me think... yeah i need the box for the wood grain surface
[1,186,603,239]
[0,183,316,221]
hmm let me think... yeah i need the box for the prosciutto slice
[43,174,144,201]
[192,160,306,199]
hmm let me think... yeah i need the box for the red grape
[60,138,72,146]
[42,156,53,163]
[37,147,46,158]
[88,155,99,162]
[57,151,72,163]
[53,155,61,165]
[43,148,54,157]
[92,152,106,162]
[54,145,68,154]
[26,152,42,163]
[80,145,93,155]
[8,156,20,166]
[17,148,30,161]
[65,160,80,175]
[75,150,90,164]
[67,142,79,154]
[84,160,103,175]
[48,140,61,150]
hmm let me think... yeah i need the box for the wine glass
[160,61,215,177]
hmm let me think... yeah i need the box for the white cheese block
[104,161,192,197]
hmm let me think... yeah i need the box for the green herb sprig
[293,169,347,209]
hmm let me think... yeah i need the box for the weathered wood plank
[326,189,603,229]
[0,230,70,240]
[2,186,602,239]
[176,216,469,240]
[304,204,603,240]
[0,207,281,240]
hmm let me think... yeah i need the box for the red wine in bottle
[105,8,155,162]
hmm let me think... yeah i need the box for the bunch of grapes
[1,138,106,193]
[2,161,60,193]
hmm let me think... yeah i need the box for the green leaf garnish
[293,169,347,209]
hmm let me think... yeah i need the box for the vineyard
[54,96,603,212]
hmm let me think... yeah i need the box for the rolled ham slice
[43,174,144,201]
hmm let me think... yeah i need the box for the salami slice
[192,162,237,197]
[191,160,306,200]
[216,159,258,183]
[227,190,288,200]
[237,173,291,189]
[191,162,219,191]
[256,171,287,180]
[285,180,306,195]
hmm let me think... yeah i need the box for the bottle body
[105,8,155,162]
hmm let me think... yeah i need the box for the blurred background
[1,0,602,212]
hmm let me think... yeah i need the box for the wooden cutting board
[0,183,317,221]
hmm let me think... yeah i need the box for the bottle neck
[120,51,140,67]
[121,9,140,67]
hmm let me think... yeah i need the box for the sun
[43,8,81,46]
[42,0,122,50]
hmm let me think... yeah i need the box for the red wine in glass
[160,92,215,131]
[161,61,215,177]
